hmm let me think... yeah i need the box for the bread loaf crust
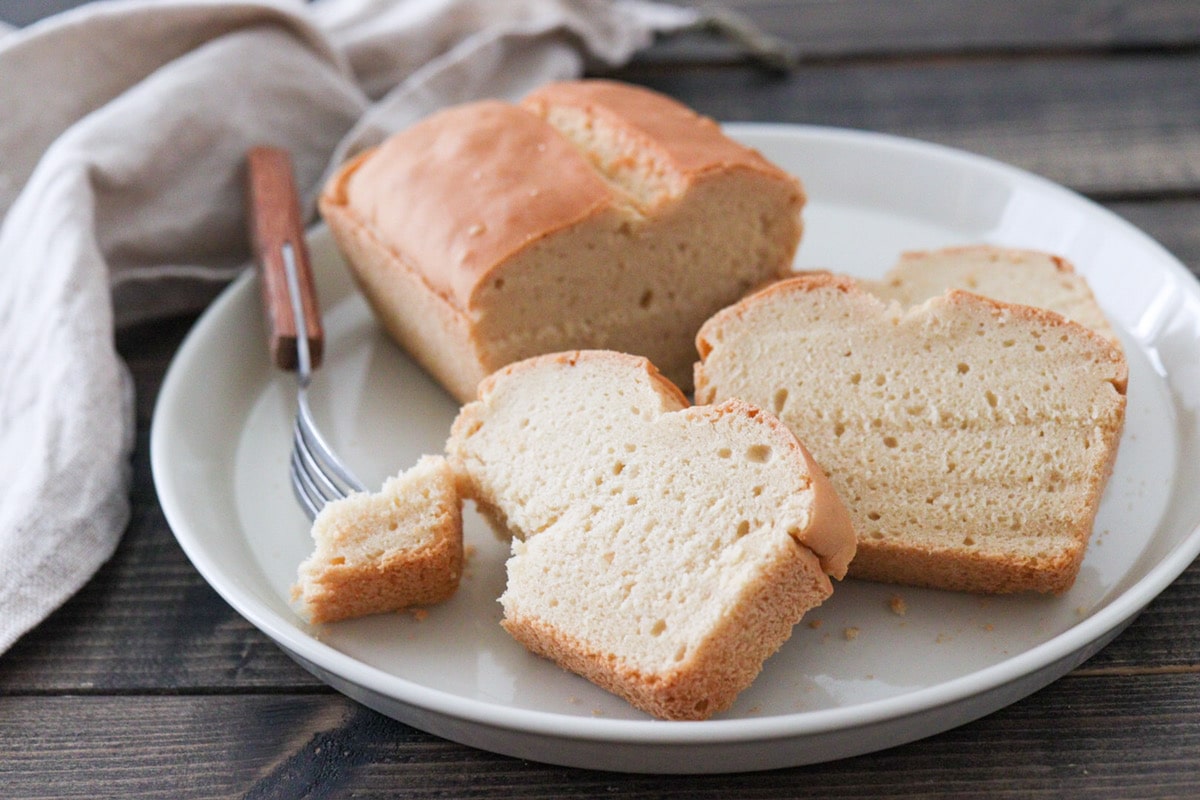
[323,100,613,308]
[320,80,804,401]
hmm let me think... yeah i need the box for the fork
[245,146,365,520]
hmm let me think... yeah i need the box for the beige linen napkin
[0,0,709,654]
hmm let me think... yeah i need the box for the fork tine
[287,389,366,520]
[290,427,352,520]
[292,422,342,502]
[296,391,365,495]
[289,450,323,521]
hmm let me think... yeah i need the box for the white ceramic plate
[151,124,1200,774]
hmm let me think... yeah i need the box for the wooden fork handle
[245,146,323,371]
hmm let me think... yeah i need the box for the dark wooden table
[4,2,1200,797]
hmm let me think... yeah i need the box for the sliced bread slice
[446,350,855,720]
[862,245,1119,344]
[293,455,463,623]
[694,273,1127,594]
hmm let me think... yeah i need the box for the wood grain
[650,1,1200,63]
[3,673,1200,797]
[245,146,324,371]
[606,56,1200,198]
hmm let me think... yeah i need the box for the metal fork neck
[281,241,313,387]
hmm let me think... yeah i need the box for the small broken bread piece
[293,455,463,624]
[695,273,1127,595]
[446,350,855,720]
[862,245,1119,345]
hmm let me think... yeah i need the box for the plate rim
[151,122,1200,756]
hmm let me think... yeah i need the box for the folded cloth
[0,0,706,654]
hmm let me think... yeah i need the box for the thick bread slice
[293,456,463,623]
[695,274,1127,594]
[319,80,804,402]
[446,351,855,720]
[861,245,1119,344]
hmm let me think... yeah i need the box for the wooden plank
[11,1,1198,54]
[1083,561,1200,673]
[3,673,1200,797]
[606,56,1200,197]
[645,0,1200,64]
[0,0,93,26]
[1106,199,1200,270]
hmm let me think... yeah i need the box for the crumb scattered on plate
[843,627,860,641]
[888,594,907,616]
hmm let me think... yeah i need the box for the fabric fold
[0,0,704,654]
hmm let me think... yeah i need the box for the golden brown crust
[322,80,805,402]
[318,191,484,403]
[846,534,1080,594]
[501,534,830,721]
[324,99,613,310]
[521,79,800,185]
[298,528,463,624]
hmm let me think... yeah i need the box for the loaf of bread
[446,350,855,720]
[861,245,1119,344]
[319,79,804,402]
[293,455,463,623]
[694,272,1127,594]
